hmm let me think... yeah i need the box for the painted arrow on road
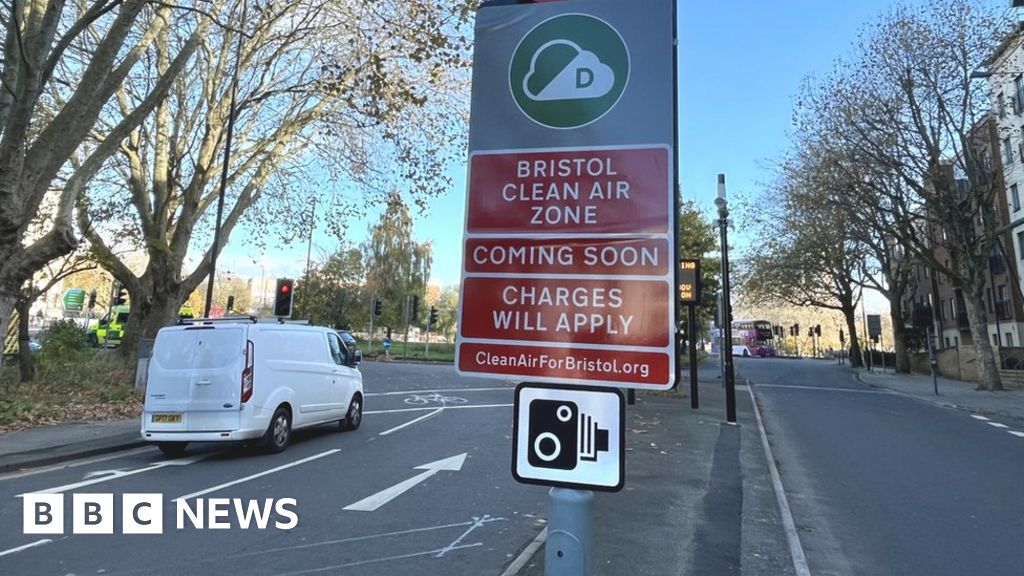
[343,453,467,512]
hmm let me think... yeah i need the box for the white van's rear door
[146,325,245,432]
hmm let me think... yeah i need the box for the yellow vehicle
[88,304,195,348]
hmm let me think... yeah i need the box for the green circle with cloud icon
[509,13,630,130]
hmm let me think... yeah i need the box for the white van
[141,319,363,456]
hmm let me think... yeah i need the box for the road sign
[457,0,676,390]
[867,314,882,338]
[62,289,86,314]
[679,259,700,304]
[381,338,392,350]
[512,384,624,491]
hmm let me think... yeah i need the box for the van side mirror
[349,348,362,368]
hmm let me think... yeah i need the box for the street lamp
[715,174,737,423]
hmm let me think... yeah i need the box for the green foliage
[293,247,368,328]
[37,320,93,365]
[363,193,433,331]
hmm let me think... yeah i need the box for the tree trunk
[0,293,15,377]
[889,298,911,373]
[965,290,1001,390]
[118,263,184,358]
[16,299,34,382]
[843,304,864,368]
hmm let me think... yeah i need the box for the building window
[1013,184,1021,212]
[1007,333,1015,347]
[954,336,960,347]
[946,337,952,348]
[1018,231,1024,258]
[993,334,999,346]
[1000,93,1007,118]
[1005,137,1015,165]
[951,298,957,318]
[1016,74,1024,112]
[924,266,929,279]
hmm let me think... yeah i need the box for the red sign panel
[467,147,670,234]
[464,237,670,276]
[458,145,674,390]
[459,343,671,387]
[461,277,670,347]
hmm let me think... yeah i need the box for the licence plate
[152,413,182,423]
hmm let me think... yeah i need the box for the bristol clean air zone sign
[457,0,676,390]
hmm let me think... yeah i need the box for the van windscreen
[154,328,243,369]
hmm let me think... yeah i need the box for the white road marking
[747,381,813,576]
[379,407,444,436]
[0,447,154,482]
[757,383,889,394]
[0,538,52,558]
[987,422,1010,429]
[365,387,512,397]
[971,415,990,421]
[19,454,214,496]
[344,453,467,512]
[174,449,340,501]
[224,520,485,560]
[1008,431,1024,438]
[365,403,512,415]
[500,527,548,576]
[273,543,483,576]
[436,514,503,558]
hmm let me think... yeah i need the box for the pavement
[854,364,1024,425]
[7,360,1024,573]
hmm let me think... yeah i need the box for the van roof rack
[177,316,258,325]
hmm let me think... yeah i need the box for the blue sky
[221,0,1005,297]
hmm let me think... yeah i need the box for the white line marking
[224,521,480,560]
[344,453,466,512]
[987,422,1010,429]
[273,543,483,576]
[174,449,339,501]
[1008,431,1024,438]
[500,527,548,576]
[0,539,52,558]
[747,382,813,576]
[971,415,991,421]
[0,447,155,482]
[19,453,214,496]
[379,407,444,436]
[436,515,503,557]
[758,384,889,394]
[365,403,512,415]
[366,387,512,397]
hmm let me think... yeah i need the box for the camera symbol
[527,399,610,470]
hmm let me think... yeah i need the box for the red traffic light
[280,284,290,294]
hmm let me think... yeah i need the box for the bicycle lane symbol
[404,393,468,406]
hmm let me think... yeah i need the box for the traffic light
[839,329,845,343]
[410,295,420,321]
[274,278,295,317]
[429,306,438,328]
[373,298,382,317]
[87,290,97,309]
[815,324,821,337]
[794,323,799,337]
[226,295,235,313]
[112,283,127,306]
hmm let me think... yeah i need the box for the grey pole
[545,488,593,576]
[927,325,939,395]
[715,174,737,424]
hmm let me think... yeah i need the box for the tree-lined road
[744,357,1024,576]
[0,363,546,576]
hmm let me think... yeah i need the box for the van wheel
[742,349,750,357]
[262,407,291,453]
[341,394,362,431]
[157,442,188,457]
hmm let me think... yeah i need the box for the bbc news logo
[23,494,298,535]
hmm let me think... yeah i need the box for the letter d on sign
[23,494,64,535]
[576,67,594,89]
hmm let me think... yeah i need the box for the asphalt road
[743,357,1024,576]
[0,362,549,576]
